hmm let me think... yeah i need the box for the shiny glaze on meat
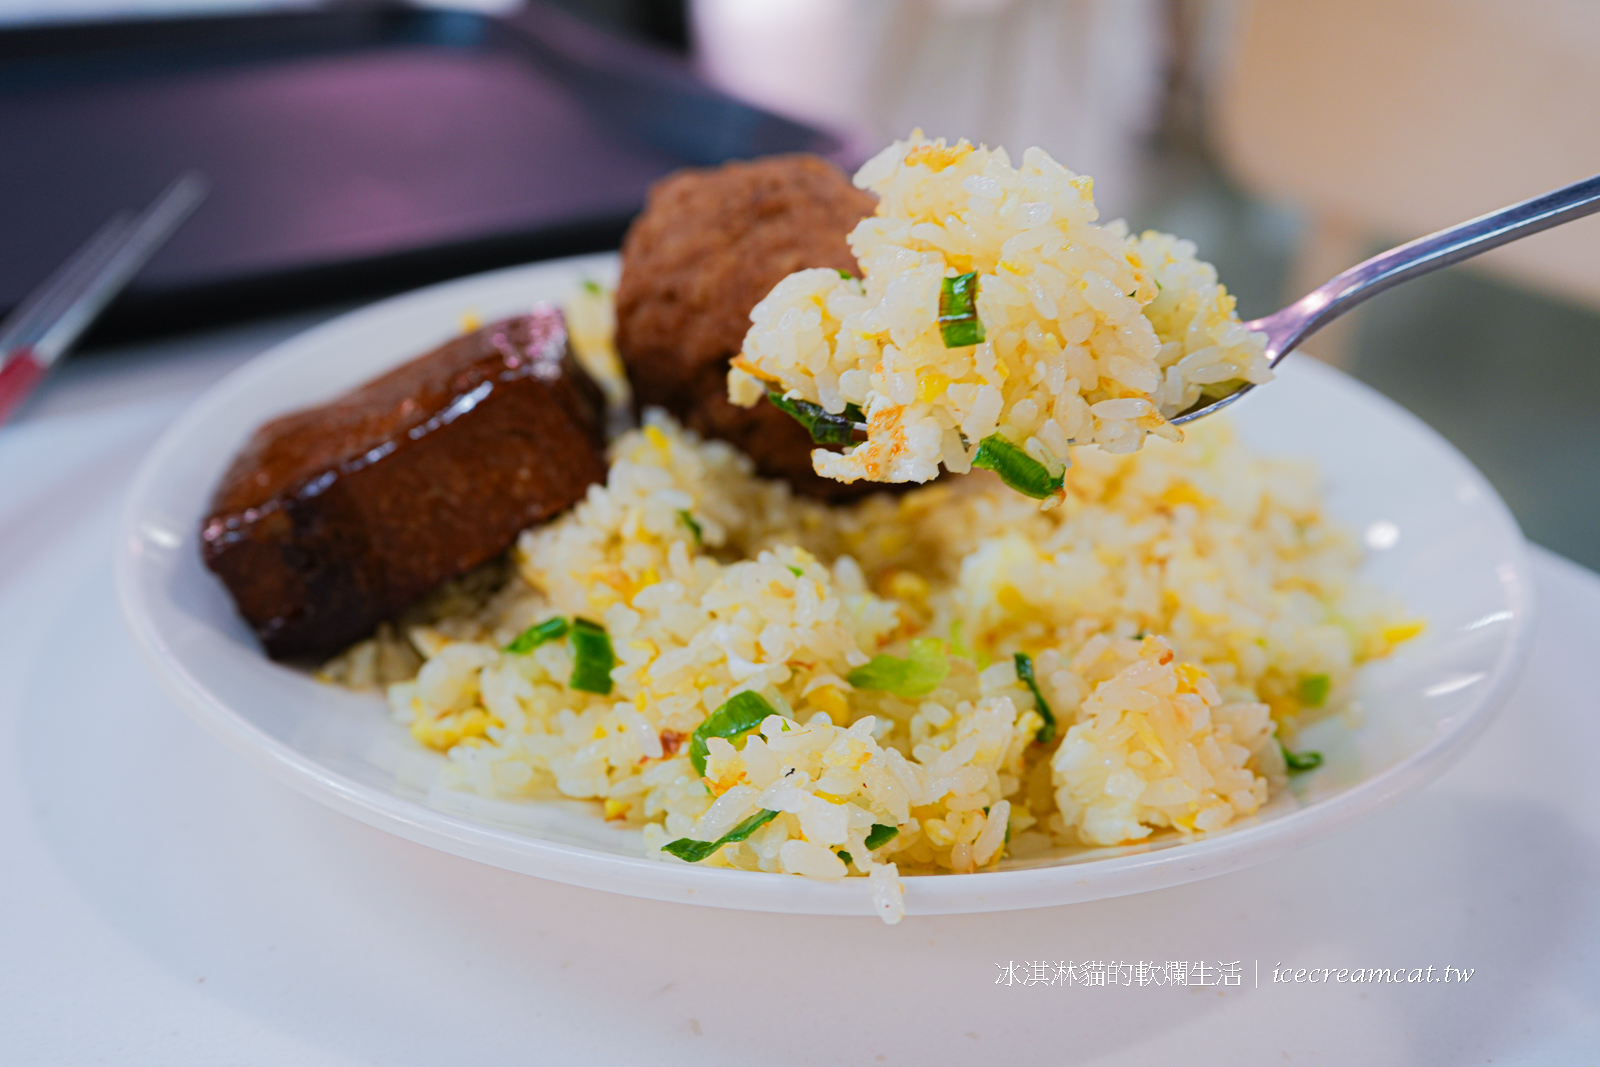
[202,307,605,660]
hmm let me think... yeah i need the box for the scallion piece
[505,616,568,654]
[947,621,963,657]
[863,823,899,851]
[971,433,1064,500]
[662,808,779,862]
[766,390,865,446]
[689,690,777,776]
[568,617,616,694]
[846,638,949,698]
[1280,740,1324,774]
[836,850,852,865]
[678,509,703,544]
[937,271,985,347]
[1298,673,1330,708]
[1013,652,1057,744]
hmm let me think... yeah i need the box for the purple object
[0,3,841,344]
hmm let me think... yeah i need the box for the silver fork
[1173,171,1600,425]
[0,173,207,426]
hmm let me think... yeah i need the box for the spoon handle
[1250,172,1600,363]
[1170,171,1600,426]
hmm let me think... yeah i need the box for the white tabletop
[3,317,1598,1066]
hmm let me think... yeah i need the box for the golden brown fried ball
[615,154,880,500]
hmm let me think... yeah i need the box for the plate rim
[113,254,1537,916]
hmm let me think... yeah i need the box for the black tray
[0,2,840,345]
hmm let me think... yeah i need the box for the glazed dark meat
[202,308,606,660]
[614,154,879,500]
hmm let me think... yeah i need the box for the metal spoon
[1173,171,1600,425]
[790,171,1600,443]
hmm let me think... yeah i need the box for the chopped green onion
[1280,740,1324,774]
[505,616,568,655]
[507,616,617,694]
[837,269,854,280]
[836,850,852,865]
[766,390,865,446]
[689,690,777,776]
[971,433,1064,500]
[1013,652,1057,744]
[864,824,899,851]
[938,271,985,347]
[568,617,616,694]
[948,618,970,659]
[846,638,949,698]
[662,808,778,862]
[580,278,603,294]
[787,565,804,577]
[678,509,703,544]
[1298,674,1330,708]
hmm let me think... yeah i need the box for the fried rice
[729,131,1273,493]
[340,407,1411,923]
[320,135,1417,924]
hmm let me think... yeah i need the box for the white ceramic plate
[115,253,1534,916]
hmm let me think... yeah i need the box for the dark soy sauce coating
[202,307,606,660]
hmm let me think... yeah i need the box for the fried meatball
[614,154,879,499]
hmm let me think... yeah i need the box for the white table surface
[3,315,1598,1066]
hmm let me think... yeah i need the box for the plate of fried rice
[117,139,1534,922]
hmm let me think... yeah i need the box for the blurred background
[1,0,1596,566]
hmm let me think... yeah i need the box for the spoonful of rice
[729,133,1600,503]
